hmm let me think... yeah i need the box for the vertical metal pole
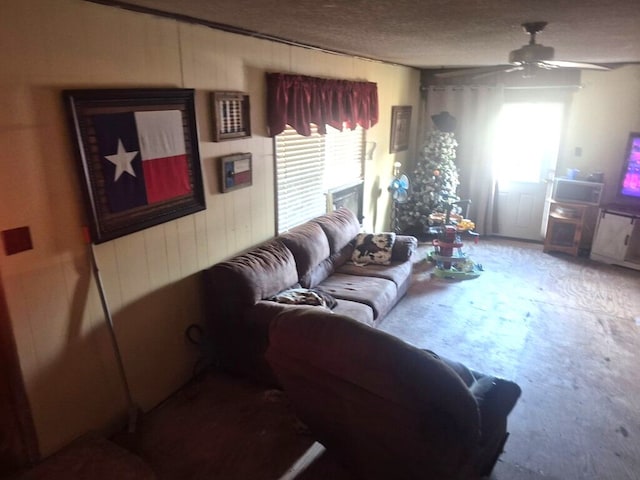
[88,241,138,433]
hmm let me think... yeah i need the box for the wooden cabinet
[543,201,590,256]
[590,208,640,270]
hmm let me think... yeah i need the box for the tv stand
[601,203,640,215]
[543,200,591,257]
[590,206,640,271]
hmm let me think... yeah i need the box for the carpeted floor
[378,238,640,480]
[13,237,640,479]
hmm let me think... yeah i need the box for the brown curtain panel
[266,73,378,136]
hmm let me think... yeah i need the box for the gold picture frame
[389,105,412,153]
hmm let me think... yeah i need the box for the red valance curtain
[266,72,379,137]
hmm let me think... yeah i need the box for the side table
[543,200,590,256]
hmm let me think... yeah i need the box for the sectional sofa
[203,207,521,479]
[204,207,417,384]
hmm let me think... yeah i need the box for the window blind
[275,124,364,233]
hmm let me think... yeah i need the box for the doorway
[492,102,563,240]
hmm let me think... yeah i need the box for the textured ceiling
[96,0,640,69]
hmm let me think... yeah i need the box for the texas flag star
[93,110,191,213]
[105,138,139,181]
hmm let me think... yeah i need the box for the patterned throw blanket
[268,288,337,309]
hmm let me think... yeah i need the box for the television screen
[619,132,640,200]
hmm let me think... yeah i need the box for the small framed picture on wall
[219,153,252,193]
[389,105,412,153]
[211,91,251,142]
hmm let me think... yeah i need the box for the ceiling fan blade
[470,65,524,80]
[434,65,513,78]
[544,60,610,71]
[434,21,627,81]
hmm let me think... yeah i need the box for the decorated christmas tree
[396,112,460,236]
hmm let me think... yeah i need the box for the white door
[495,180,549,240]
[492,102,564,241]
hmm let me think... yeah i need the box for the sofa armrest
[469,373,521,475]
[470,374,521,430]
[426,352,521,441]
[391,235,418,262]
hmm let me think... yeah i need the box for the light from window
[492,102,563,183]
[275,124,364,233]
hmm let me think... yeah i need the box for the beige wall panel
[197,143,218,196]
[0,129,46,246]
[8,262,125,454]
[232,185,254,250]
[193,211,210,271]
[60,256,125,398]
[1,0,420,456]
[1,1,181,86]
[113,235,152,306]
[175,215,199,275]
[19,263,69,368]
[161,221,183,283]
[562,66,640,203]
[203,194,230,262]
[143,228,172,291]
[222,190,241,254]
[0,273,38,395]
[91,243,124,316]
[251,145,277,240]
[178,25,227,90]
[113,271,202,410]
[265,41,293,77]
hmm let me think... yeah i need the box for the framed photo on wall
[219,153,252,192]
[63,88,206,244]
[211,91,251,142]
[389,105,412,153]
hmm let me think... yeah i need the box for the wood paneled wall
[0,0,420,456]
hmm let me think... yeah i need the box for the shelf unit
[590,207,640,271]
[543,200,591,256]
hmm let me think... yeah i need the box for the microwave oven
[552,178,603,205]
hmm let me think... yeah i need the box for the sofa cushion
[331,299,375,327]
[351,232,396,265]
[311,208,361,253]
[316,273,397,319]
[300,245,353,288]
[206,240,298,305]
[337,259,412,288]
[279,222,330,280]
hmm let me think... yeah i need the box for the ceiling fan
[436,22,611,79]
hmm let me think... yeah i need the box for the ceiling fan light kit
[509,21,554,65]
[509,44,554,64]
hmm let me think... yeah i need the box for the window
[275,124,364,233]
[492,102,564,183]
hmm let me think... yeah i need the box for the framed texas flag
[64,88,206,243]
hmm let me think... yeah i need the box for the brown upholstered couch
[266,308,522,480]
[204,208,418,384]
